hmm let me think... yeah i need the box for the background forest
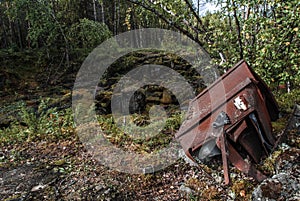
[1,0,299,87]
[0,0,300,200]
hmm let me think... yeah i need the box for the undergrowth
[97,112,183,153]
[0,97,183,155]
[1,88,298,165]
[0,98,75,146]
[275,89,300,113]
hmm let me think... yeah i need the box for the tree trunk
[0,14,8,48]
[113,0,117,35]
[93,0,97,21]
[101,0,105,23]
[117,0,120,33]
[16,20,23,49]
[232,0,243,60]
[5,2,13,47]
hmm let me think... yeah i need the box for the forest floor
[0,52,299,201]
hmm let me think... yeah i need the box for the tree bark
[113,0,117,35]
[93,0,97,21]
[101,0,105,23]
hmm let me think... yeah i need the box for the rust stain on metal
[176,60,279,184]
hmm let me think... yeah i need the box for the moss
[200,186,220,200]
[3,195,23,201]
[259,149,283,174]
[272,117,288,134]
[185,177,203,191]
[275,89,300,114]
[185,178,221,200]
[231,179,254,200]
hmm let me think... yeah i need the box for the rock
[129,90,146,114]
[104,188,111,194]
[252,146,300,200]
[178,149,198,167]
[146,96,161,103]
[95,184,105,191]
[31,184,47,192]
[260,180,282,199]
[179,184,193,194]
[161,89,173,104]
[0,151,6,160]
[252,173,300,200]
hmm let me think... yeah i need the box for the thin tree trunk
[117,0,120,33]
[232,0,244,59]
[0,15,8,48]
[126,0,205,46]
[5,1,13,47]
[182,0,206,32]
[113,0,117,35]
[127,0,204,36]
[51,0,56,15]
[101,0,105,23]
[227,0,233,33]
[196,0,200,40]
[93,0,97,21]
[16,20,23,49]
[48,5,69,67]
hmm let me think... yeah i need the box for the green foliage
[206,0,300,87]
[0,99,75,146]
[68,18,112,49]
[6,0,61,48]
[126,0,299,88]
[250,1,300,86]
[201,12,241,68]
[96,112,182,153]
[2,0,113,51]
[275,89,300,113]
[164,112,183,131]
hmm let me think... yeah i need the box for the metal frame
[176,60,279,184]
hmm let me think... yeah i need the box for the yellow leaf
[293,27,299,32]
[53,159,66,166]
[246,33,250,39]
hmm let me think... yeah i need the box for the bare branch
[126,0,204,46]
[182,0,207,32]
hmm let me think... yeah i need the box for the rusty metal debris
[176,60,279,184]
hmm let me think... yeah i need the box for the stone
[161,89,173,104]
[252,173,300,201]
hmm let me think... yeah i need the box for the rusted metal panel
[176,60,279,184]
